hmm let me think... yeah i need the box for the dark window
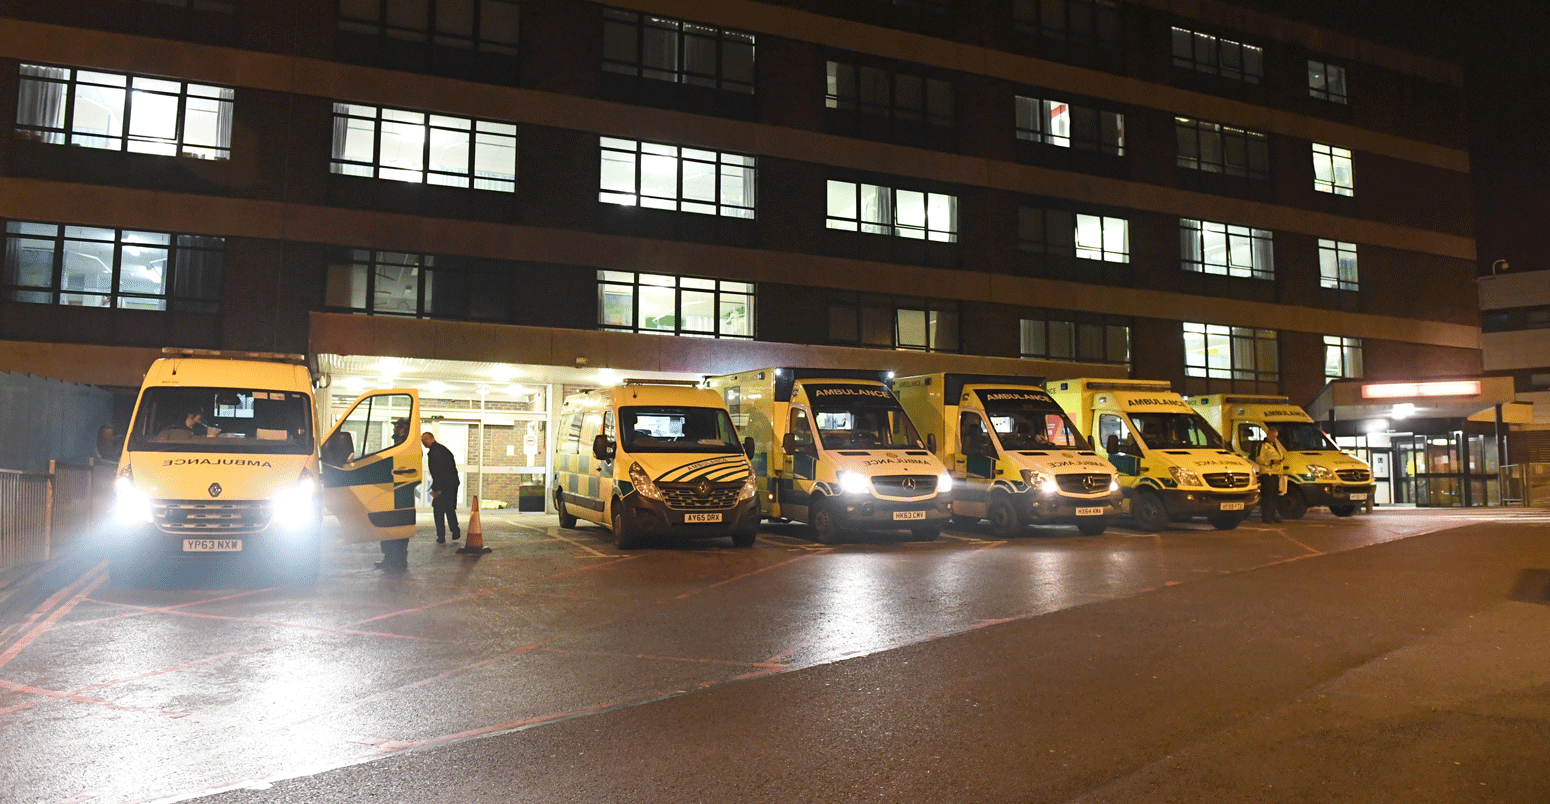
[1015,96,1123,155]
[1308,60,1348,104]
[1175,117,1268,179]
[2,221,223,313]
[1171,26,1262,84]
[1013,0,1118,48]
[603,8,755,94]
[325,249,517,322]
[337,0,519,53]
[1020,316,1129,366]
[828,295,958,352]
[827,61,954,127]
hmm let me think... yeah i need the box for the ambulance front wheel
[809,496,842,545]
[612,502,646,550]
[987,496,1022,537]
[1208,511,1245,530]
[1329,503,1359,517]
[1280,486,1309,520]
[1132,490,1169,532]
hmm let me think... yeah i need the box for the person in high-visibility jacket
[1256,427,1286,524]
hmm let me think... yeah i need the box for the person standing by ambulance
[1256,427,1286,524]
[422,431,462,543]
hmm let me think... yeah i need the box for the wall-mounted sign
[1361,381,1482,399]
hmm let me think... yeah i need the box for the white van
[109,349,423,583]
[552,380,760,549]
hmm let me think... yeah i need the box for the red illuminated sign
[1360,381,1482,399]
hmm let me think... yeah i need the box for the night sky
[1235,0,1550,276]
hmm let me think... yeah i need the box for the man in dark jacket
[422,431,462,543]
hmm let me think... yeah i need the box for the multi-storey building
[0,0,1498,507]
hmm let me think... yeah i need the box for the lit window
[1308,60,1347,104]
[597,270,753,339]
[1180,219,1273,279]
[1184,322,1278,386]
[599,137,756,218]
[827,61,954,127]
[1074,214,1128,263]
[2,220,223,313]
[1171,26,1262,83]
[15,63,234,159]
[1324,336,1362,379]
[828,296,957,352]
[603,8,755,94]
[1016,96,1123,155]
[337,0,519,54]
[1175,117,1268,179]
[329,103,517,191]
[1312,143,1354,196]
[1013,0,1119,48]
[1021,317,1129,366]
[1318,239,1358,291]
[827,180,957,242]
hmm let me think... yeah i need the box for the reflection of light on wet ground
[810,554,900,658]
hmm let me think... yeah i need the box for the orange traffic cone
[457,495,492,554]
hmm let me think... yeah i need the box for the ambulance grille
[153,501,273,534]
[659,482,741,511]
[1337,469,1372,482]
[871,475,938,498]
[1056,473,1113,494]
[1203,472,1253,489]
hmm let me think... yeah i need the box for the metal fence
[0,459,116,574]
[1500,463,1550,506]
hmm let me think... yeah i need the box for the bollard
[457,495,492,554]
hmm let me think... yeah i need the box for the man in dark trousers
[1256,426,1286,524]
[422,431,462,543]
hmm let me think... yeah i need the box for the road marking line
[0,563,107,670]
[672,552,821,601]
[61,587,280,630]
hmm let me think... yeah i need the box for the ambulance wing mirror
[781,432,798,456]
[926,433,937,453]
[743,436,755,459]
[1106,434,1125,455]
[592,434,616,461]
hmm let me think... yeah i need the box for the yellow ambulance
[894,373,1120,536]
[1046,378,1259,531]
[108,349,423,583]
[551,380,760,549]
[705,368,952,543]
[1188,393,1374,518]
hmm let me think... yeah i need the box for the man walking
[422,431,462,543]
[1256,427,1286,524]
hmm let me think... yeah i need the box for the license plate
[184,539,242,552]
[683,513,723,523]
[893,510,927,521]
[1348,493,1368,501]
[1219,502,1245,511]
[1075,507,1104,516]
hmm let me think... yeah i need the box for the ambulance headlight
[1304,464,1335,481]
[1019,469,1057,494]
[838,471,871,495]
[936,472,954,494]
[114,474,153,524]
[272,476,317,531]
[1109,476,1121,492]
[1168,466,1202,487]
[737,473,758,501]
[629,462,664,501]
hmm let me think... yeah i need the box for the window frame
[1015,95,1124,155]
[602,7,756,94]
[1171,26,1263,84]
[598,136,756,218]
[2,219,224,313]
[1179,219,1274,280]
[826,60,956,128]
[329,102,518,192]
[1183,322,1279,385]
[1307,60,1348,104]
[15,63,235,160]
[1012,0,1120,48]
[1174,116,1268,179]
[826,180,958,242]
[336,0,520,54]
[1318,239,1359,291]
[1020,316,1131,367]
[1324,335,1363,379]
[1312,143,1355,196]
[827,295,959,353]
[596,270,755,340]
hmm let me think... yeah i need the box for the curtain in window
[16,65,69,144]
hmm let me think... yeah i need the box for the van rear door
[320,390,423,543]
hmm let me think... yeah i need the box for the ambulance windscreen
[620,406,742,454]
[128,387,314,455]
[976,389,1087,450]
[1271,421,1338,451]
[1127,412,1223,450]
